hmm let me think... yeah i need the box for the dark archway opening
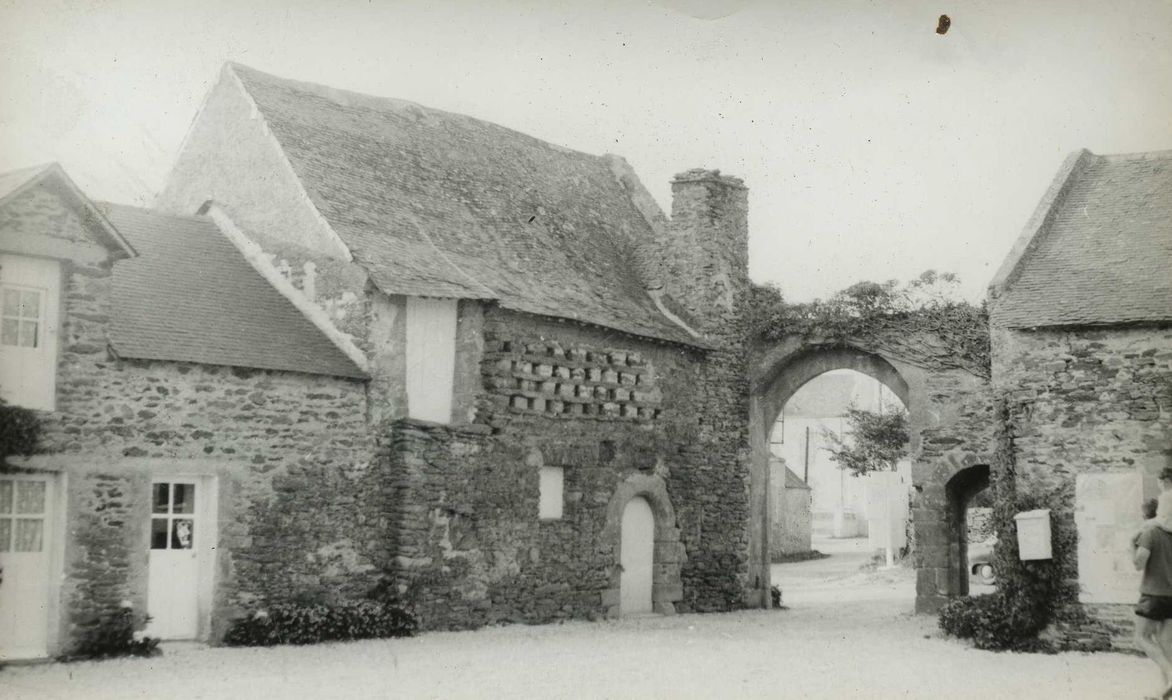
[945,464,992,597]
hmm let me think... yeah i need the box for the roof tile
[103,203,366,379]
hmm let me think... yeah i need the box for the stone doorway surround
[600,473,684,617]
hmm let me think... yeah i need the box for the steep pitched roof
[0,163,136,257]
[226,63,700,346]
[102,203,366,379]
[991,149,1172,328]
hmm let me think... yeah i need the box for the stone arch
[755,343,910,433]
[600,473,684,617]
[945,464,991,597]
[748,337,994,613]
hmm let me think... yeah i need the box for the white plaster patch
[1075,471,1143,604]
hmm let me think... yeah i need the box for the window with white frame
[539,466,564,520]
[0,255,60,411]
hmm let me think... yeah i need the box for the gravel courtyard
[3,544,1153,699]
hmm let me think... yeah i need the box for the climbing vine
[937,397,1084,652]
[750,271,990,377]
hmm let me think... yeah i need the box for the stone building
[768,459,812,558]
[989,148,1172,645]
[0,63,759,659]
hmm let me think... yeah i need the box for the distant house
[768,459,812,558]
[989,148,1172,646]
[0,64,759,658]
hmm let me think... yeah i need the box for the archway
[946,464,992,597]
[748,337,995,613]
[620,497,655,614]
[601,473,684,617]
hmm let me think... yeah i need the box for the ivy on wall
[750,271,991,377]
[938,397,1083,652]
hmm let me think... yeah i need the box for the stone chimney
[658,169,750,340]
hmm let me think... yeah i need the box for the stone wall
[12,202,386,650]
[993,325,1172,492]
[991,323,1172,650]
[386,305,751,628]
[770,462,812,558]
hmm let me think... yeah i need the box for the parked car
[968,537,997,585]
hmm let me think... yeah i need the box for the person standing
[1134,489,1172,699]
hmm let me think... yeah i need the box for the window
[150,482,197,551]
[0,255,60,411]
[0,478,47,553]
[539,467,564,520]
[1,287,41,348]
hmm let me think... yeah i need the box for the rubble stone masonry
[387,305,751,629]
[15,194,383,648]
[992,322,1172,648]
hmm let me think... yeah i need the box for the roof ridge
[226,61,603,162]
[1095,148,1172,163]
[98,200,213,223]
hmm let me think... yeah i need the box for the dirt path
[2,543,1154,699]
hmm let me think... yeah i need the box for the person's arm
[1136,546,1152,571]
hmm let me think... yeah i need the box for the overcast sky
[2,0,1169,302]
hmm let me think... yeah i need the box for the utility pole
[803,425,810,483]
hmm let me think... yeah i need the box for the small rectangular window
[539,467,564,520]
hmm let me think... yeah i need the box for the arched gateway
[748,336,995,613]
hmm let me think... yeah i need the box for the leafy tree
[822,406,909,477]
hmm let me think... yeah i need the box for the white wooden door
[0,476,53,660]
[0,255,61,411]
[147,481,202,639]
[620,497,654,615]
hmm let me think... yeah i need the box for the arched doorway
[620,497,655,614]
[601,473,684,618]
[946,464,992,597]
[750,337,995,612]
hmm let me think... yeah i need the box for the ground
[3,537,1153,699]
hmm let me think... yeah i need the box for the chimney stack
[659,169,750,340]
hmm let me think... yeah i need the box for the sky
[1,0,1169,302]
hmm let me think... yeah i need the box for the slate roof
[228,63,699,346]
[102,203,366,379]
[992,149,1172,328]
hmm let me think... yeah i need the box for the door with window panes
[0,254,60,411]
[147,480,204,639]
[0,476,53,660]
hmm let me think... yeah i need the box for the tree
[822,406,910,477]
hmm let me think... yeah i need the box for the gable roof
[102,203,366,379]
[990,149,1172,328]
[0,163,137,257]
[226,63,700,346]
[783,466,811,490]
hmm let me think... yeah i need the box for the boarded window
[0,255,60,411]
[405,297,458,424]
[539,467,564,520]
